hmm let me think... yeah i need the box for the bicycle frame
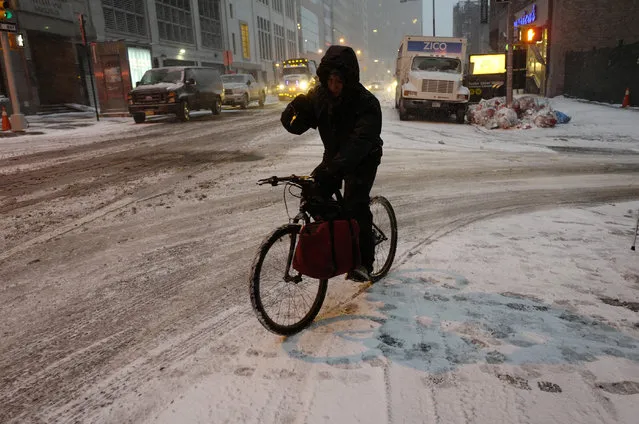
[258,175,387,282]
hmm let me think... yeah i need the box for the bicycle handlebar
[257,175,314,187]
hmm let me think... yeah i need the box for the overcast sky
[422,0,457,37]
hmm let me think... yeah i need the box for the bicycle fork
[284,230,304,283]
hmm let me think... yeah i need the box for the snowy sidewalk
[130,202,639,424]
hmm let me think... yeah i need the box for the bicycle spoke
[255,226,324,328]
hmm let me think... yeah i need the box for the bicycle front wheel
[249,224,328,335]
[370,196,398,282]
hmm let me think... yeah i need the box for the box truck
[395,36,470,123]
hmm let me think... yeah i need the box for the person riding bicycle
[280,45,384,282]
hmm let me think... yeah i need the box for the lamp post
[432,0,436,36]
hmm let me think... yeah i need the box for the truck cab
[395,36,470,123]
[277,58,318,101]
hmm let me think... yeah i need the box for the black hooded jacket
[281,46,383,176]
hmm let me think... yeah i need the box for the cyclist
[280,45,384,282]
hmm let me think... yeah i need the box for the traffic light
[521,26,542,44]
[0,1,14,20]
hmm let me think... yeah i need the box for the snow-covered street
[1,98,638,423]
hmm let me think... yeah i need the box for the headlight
[299,81,309,90]
[457,94,469,100]
[386,86,392,93]
[127,94,133,105]
[403,90,418,97]
[168,91,176,103]
[278,84,285,90]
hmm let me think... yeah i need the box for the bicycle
[249,175,398,336]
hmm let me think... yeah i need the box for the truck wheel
[133,113,146,124]
[212,97,222,115]
[178,100,190,122]
[240,94,249,109]
[258,92,265,107]
[398,98,409,121]
[456,108,466,124]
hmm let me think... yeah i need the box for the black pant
[314,156,379,272]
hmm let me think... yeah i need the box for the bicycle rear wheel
[369,196,398,282]
[250,224,328,335]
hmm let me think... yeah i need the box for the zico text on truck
[395,36,470,123]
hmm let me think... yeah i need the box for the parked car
[128,66,224,123]
[221,74,266,109]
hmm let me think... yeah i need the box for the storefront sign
[407,41,463,54]
[240,22,250,60]
[18,0,74,21]
[514,5,537,28]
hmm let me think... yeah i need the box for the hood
[283,74,309,82]
[409,70,463,82]
[316,45,360,87]
[133,82,183,92]
[223,82,249,89]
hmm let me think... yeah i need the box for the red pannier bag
[293,219,360,279]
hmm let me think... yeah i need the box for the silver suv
[221,74,266,109]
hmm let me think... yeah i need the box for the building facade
[224,0,300,84]
[1,1,302,114]
[298,0,328,64]
[0,0,96,115]
[86,0,231,113]
[453,0,490,57]
[297,0,369,70]
[366,0,422,82]
[489,0,639,98]
[88,0,302,112]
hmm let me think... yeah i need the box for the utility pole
[78,14,99,121]
[506,1,514,106]
[0,0,26,131]
[0,32,26,131]
[432,0,436,36]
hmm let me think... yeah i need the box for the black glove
[281,95,312,135]
[312,166,340,197]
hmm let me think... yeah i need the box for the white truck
[395,36,470,123]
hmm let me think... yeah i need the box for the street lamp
[356,49,361,56]
[318,49,323,54]
[339,37,345,44]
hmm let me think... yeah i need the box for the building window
[257,16,272,61]
[240,21,251,59]
[102,0,147,36]
[285,0,295,20]
[258,0,269,6]
[127,47,152,85]
[273,0,283,14]
[156,0,194,44]
[199,0,223,49]
[229,3,233,19]
[286,29,297,58]
[274,24,285,61]
[232,33,237,55]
